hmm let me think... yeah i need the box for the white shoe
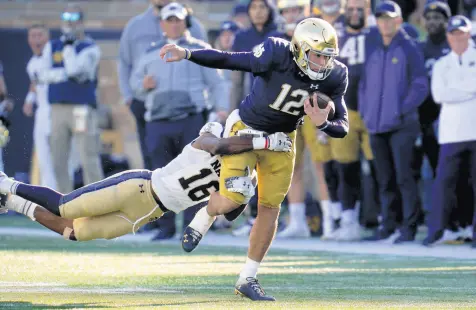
[232,218,255,237]
[435,229,465,245]
[276,222,310,238]
[461,226,473,242]
[333,223,361,241]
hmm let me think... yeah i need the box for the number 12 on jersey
[269,83,309,115]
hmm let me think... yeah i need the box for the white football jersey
[26,55,49,111]
[151,143,221,214]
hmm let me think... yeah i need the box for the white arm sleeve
[431,59,476,104]
[63,44,101,82]
[37,42,68,84]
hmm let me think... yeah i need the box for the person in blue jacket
[359,1,429,243]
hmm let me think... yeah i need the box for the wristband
[185,49,191,60]
[252,137,268,149]
[25,91,36,105]
[317,120,329,130]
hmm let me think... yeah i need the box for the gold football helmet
[291,18,339,80]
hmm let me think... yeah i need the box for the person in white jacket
[424,15,476,248]
[24,24,57,190]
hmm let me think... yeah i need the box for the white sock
[289,202,306,225]
[320,200,334,236]
[341,209,355,225]
[238,257,260,283]
[7,195,37,221]
[0,178,18,195]
[331,201,342,220]
[188,206,216,235]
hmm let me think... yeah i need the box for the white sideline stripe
[0,287,181,294]
[1,227,475,260]
[0,281,474,294]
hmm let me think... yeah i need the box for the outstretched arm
[193,132,292,155]
[159,43,254,72]
[159,39,277,73]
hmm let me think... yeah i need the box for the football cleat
[182,226,203,253]
[235,277,275,301]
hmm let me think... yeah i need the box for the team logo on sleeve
[253,43,265,58]
[53,51,63,63]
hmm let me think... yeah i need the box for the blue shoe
[234,277,275,301]
[182,226,202,253]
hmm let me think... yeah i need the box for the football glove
[225,175,255,204]
[266,132,292,152]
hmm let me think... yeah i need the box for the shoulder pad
[199,122,224,138]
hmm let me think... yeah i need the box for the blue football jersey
[238,37,348,134]
[336,29,367,111]
[421,39,451,79]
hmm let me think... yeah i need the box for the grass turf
[0,229,475,310]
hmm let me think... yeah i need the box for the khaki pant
[50,104,104,193]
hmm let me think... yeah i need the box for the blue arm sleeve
[188,38,276,73]
[320,67,349,138]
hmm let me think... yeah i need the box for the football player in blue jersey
[160,18,349,300]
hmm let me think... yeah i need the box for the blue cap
[447,15,472,33]
[232,4,248,16]
[220,21,239,34]
[424,1,451,19]
[375,1,402,18]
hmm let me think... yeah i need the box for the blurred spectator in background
[232,3,251,28]
[23,24,57,190]
[359,1,428,243]
[229,0,281,237]
[312,0,346,36]
[36,4,103,193]
[213,20,239,87]
[0,62,13,172]
[424,15,476,248]
[329,0,377,241]
[463,0,476,34]
[118,0,207,172]
[230,0,280,111]
[130,2,229,240]
[417,1,450,225]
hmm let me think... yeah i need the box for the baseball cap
[423,1,451,19]
[220,21,239,34]
[161,2,188,20]
[232,4,248,16]
[375,1,402,18]
[447,15,472,33]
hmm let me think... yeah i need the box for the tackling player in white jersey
[0,122,291,241]
[24,24,57,189]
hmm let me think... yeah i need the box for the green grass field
[0,217,476,309]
